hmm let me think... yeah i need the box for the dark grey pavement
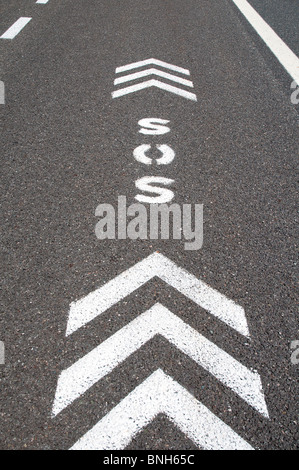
[248,0,299,56]
[0,0,298,450]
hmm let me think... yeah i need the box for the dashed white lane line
[232,0,299,85]
[36,0,50,3]
[0,17,32,40]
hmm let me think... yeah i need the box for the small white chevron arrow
[66,252,250,337]
[70,369,254,451]
[112,59,197,101]
[115,58,191,75]
[52,303,268,418]
[114,68,194,88]
[112,79,197,101]
[0,81,4,105]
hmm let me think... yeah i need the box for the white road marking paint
[133,144,152,165]
[52,303,268,418]
[135,176,175,204]
[154,145,176,165]
[116,58,190,76]
[65,252,250,337]
[232,0,299,85]
[1,17,32,40]
[133,144,175,165]
[114,68,194,88]
[112,79,197,101]
[138,118,170,135]
[36,0,49,4]
[70,369,254,450]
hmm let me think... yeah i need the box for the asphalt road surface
[0,0,298,451]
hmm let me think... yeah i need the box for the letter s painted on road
[138,118,170,135]
[135,176,175,204]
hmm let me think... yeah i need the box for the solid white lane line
[232,0,299,85]
[1,17,32,40]
[70,369,254,450]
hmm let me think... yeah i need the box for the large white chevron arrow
[53,304,268,418]
[112,79,197,101]
[70,369,254,450]
[66,252,250,337]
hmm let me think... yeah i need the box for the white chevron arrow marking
[114,68,194,88]
[70,369,254,450]
[52,303,268,418]
[115,58,190,75]
[66,252,249,337]
[112,79,197,101]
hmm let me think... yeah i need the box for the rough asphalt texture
[0,0,298,450]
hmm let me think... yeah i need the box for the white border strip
[1,17,32,40]
[232,0,299,85]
